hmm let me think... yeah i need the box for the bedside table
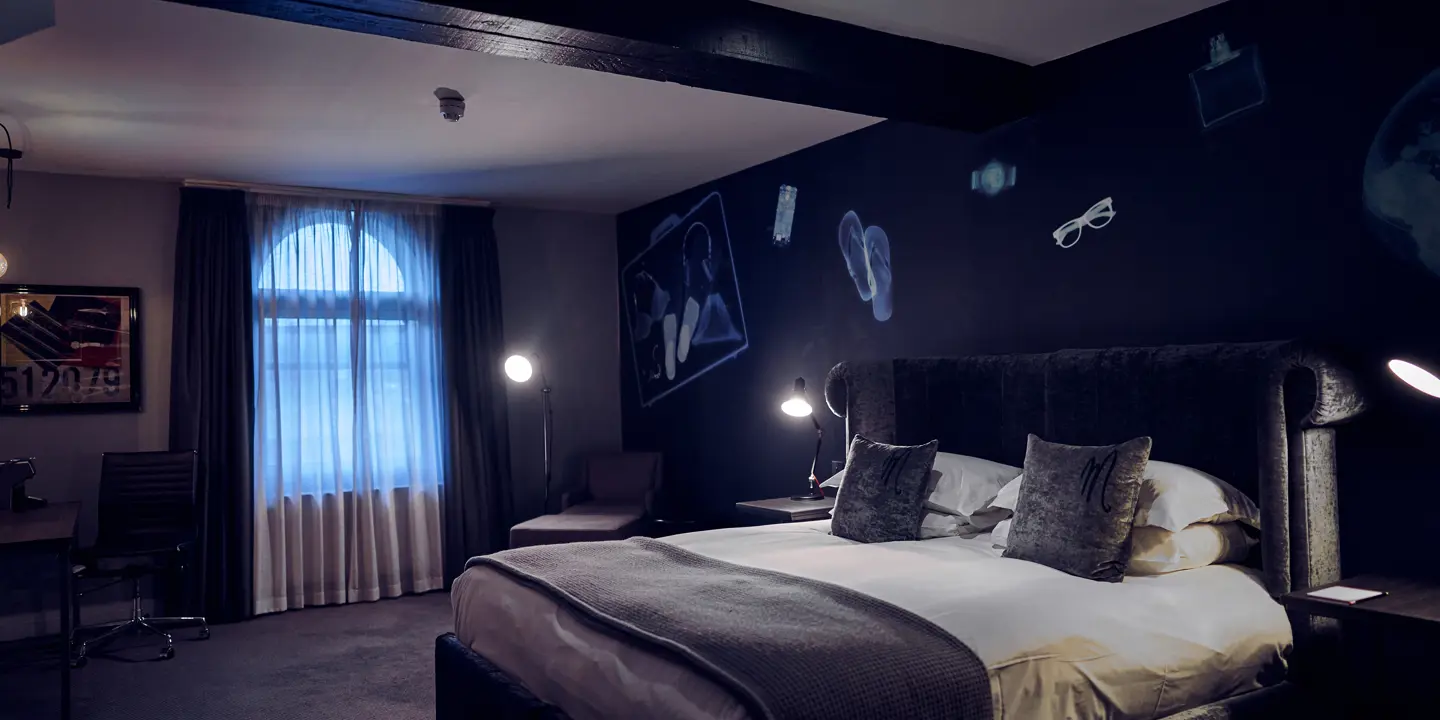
[734,497,834,525]
[1281,575,1440,718]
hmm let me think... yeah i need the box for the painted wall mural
[622,192,749,407]
[1052,197,1117,249]
[838,211,893,321]
[971,160,1017,197]
[1364,67,1440,279]
[1189,34,1267,129]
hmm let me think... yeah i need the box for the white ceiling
[0,0,1228,212]
[757,0,1229,64]
[0,0,877,212]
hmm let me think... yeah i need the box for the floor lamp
[505,354,554,514]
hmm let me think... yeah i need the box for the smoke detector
[434,87,465,122]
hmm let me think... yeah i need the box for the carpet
[2,592,452,720]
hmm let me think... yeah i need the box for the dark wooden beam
[163,0,1035,132]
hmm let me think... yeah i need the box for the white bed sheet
[452,521,1291,720]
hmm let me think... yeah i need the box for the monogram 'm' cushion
[830,435,939,543]
[1003,434,1152,582]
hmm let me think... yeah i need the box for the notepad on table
[1306,585,1387,604]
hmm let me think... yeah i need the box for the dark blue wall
[616,0,1440,577]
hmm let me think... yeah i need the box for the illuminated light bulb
[1389,359,1440,399]
[781,397,813,417]
[504,355,534,383]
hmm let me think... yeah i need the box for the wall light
[1388,359,1440,399]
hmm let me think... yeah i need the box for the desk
[0,502,79,720]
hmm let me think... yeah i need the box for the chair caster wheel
[198,628,210,640]
[70,656,87,669]
[159,647,175,660]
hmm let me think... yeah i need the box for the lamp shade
[504,354,534,383]
[1389,359,1440,399]
[781,377,813,417]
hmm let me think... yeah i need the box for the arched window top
[258,221,406,293]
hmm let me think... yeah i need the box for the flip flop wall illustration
[838,211,894,322]
[621,192,749,407]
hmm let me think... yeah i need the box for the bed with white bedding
[453,520,1290,720]
[435,341,1366,720]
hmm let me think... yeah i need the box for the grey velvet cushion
[831,435,940,543]
[1003,434,1153,582]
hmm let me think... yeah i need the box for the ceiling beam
[163,0,1035,132]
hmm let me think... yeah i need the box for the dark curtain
[439,205,513,586]
[168,187,254,622]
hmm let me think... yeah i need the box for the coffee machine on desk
[1,458,45,512]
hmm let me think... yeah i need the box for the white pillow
[1126,523,1256,575]
[990,518,1012,547]
[822,451,1020,518]
[987,460,1261,533]
[920,512,964,539]
[1135,461,1260,533]
[990,518,1255,575]
[928,452,1022,516]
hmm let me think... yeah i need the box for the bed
[437,340,1365,720]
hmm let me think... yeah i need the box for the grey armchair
[509,452,662,549]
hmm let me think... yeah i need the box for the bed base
[436,633,569,720]
[435,632,1318,720]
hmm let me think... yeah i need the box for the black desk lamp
[782,378,826,501]
[505,354,555,514]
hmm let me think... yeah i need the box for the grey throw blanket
[468,537,993,720]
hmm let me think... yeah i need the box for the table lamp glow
[782,378,826,501]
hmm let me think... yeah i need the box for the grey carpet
[3,592,452,720]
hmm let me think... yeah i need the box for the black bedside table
[734,497,834,525]
[1281,575,1440,718]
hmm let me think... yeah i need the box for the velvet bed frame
[437,340,1364,720]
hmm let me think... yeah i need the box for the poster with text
[0,285,141,413]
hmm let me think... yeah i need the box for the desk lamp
[782,378,825,501]
[1389,359,1440,398]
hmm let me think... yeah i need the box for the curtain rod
[182,179,492,207]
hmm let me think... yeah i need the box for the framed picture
[0,284,141,414]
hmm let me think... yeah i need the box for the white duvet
[452,521,1290,720]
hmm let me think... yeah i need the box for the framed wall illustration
[0,284,141,414]
[621,192,749,407]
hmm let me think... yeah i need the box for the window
[253,206,444,499]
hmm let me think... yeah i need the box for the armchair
[509,452,662,549]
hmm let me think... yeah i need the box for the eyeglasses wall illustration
[621,192,749,407]
[1053,197,1117,249]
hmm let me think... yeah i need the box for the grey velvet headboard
[823,340,1365,602]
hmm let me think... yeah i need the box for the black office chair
[70,450,209,667]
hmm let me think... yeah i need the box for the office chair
[70,450,209,667]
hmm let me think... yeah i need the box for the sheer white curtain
[251,194,446,614]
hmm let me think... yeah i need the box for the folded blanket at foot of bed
[469,537,993,720]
